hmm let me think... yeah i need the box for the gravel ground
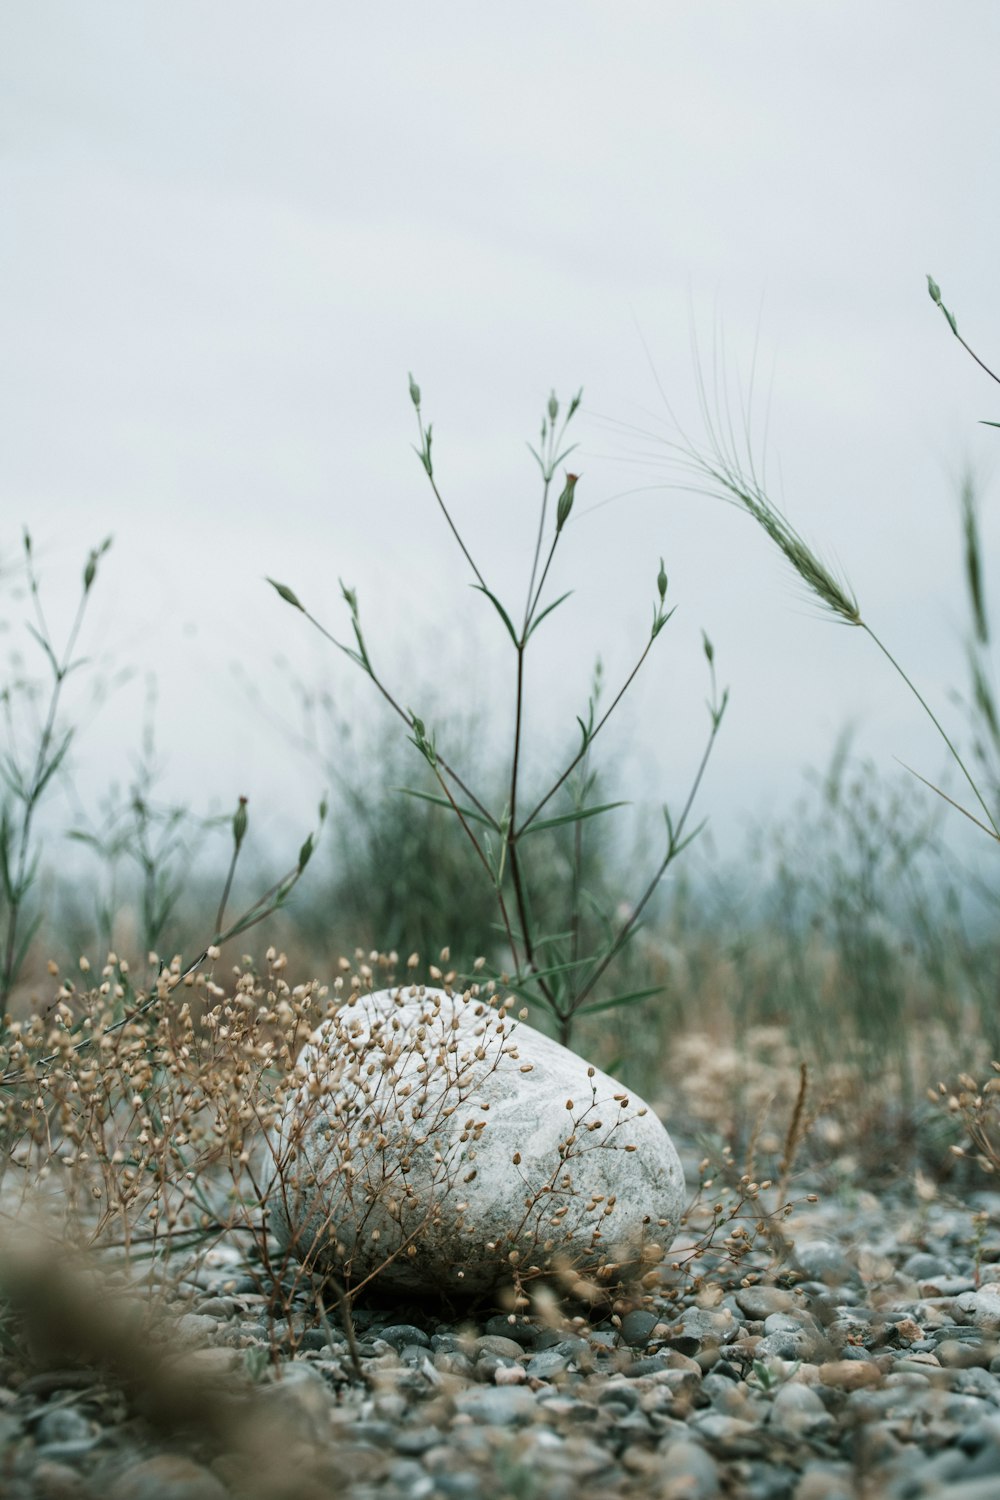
[3,1144,1000,1500]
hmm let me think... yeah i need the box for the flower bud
[548,390,559,423]
[408,371,421,407]
[268,579,305,612]
[657,557,668,602]
[233,795,248,851]
[927,274,942,305]
[556,473,579,532]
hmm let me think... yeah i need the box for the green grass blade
[471,585,520,647]
[396,786,498,830]
[525,591,573,641]
[579,984,664,1015]
[520,800,628,836]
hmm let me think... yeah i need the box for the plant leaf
[526,591,573,641]
[521,800,628,836]
[471,585,520,647]
[396,786,497,829]
[579,984,664,1015]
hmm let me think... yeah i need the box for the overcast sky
[3,1,1000,876]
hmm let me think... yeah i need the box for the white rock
[267,985,685,1298]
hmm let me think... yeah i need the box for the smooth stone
[793,1241,856,1284]
[960,1289,1000,1334]
[268,985,685,1296]
[657,1439,721,1499]
[903,1252,957,1280]
[526,1349,571,1378]
[174,1314,220,1347]
[434,1350,474,1378]
[677,1307,739,1346]
[793,1463,855,1500]
[597,1381,640,1410]
[769,1382,834,1435]
[35,1407,93,1445]
[620,1309,660,1347]
[378,1324,431,1351]
[28,1461,86,1500]
[106,1457,229,1500]
[734,1287,796,1319]
[453,1386,538,1425]
[483,1315,538,1347]
[474,1335,525,1359]
[389,1428,440,1452]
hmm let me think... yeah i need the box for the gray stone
[35,1407,92,1446]
[106,1457,229,1500]
[526,1349,572,1379]
[620,1308,660,1347]
[769,1382,834,1436]
[378,1324,431,1350]
[793,1240,856,1284]
[453,1386,538,1425]
[483,1315,537,1346]
[959,1288,1000,1334]
[658,1437,722,1497]
[734,1287,796,1320]
[268,985,685,1296]
[677,1306,739,1346]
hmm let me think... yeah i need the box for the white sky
[3,1,1000,872]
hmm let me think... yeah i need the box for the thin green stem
[414,409,488,590]
[2,581,91,1006]
[863,624,1000,838]
[517,636,659,835]
[572,699,724,1013]
[298,605,497,828]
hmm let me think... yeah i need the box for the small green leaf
[526,591,573,641]
[471,585,520,647]
[980,421,1000,429]
[652,604,677,639]
[24,623,59,676]
[396,786,497,829]
[521,801,628,836]
[579,984,664,1015]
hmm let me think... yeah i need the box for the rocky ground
[3,1142,1000,1500]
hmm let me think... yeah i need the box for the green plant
[926,275,1000,429]
[0,532,112,1012]
[66,679,230,974]
[270,383,727,1047]
[637,284,1000,856]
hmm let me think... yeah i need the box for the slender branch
[572,698,724,1012]
[517,635,660,835]
[413,408,488,590]
[863,624,1000,838]
[295,602,497,827]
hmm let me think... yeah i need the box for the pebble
[11,1154,1000,1500]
